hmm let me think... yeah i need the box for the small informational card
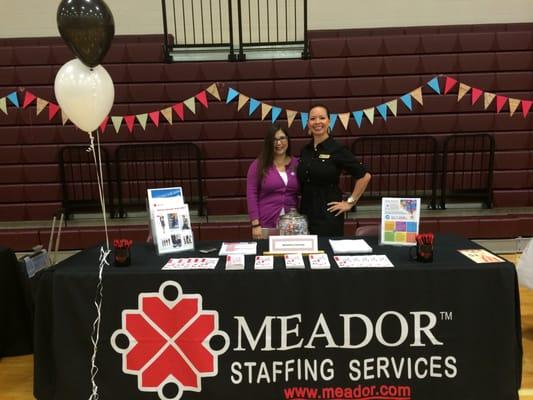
[162,257,219,270]
[219,242,257,256]
[334,255,394,268]
[268,235,318,254]
[458,249,505,264]
[225,254,245,270]
[309,253,330,269]
[284,253,305,269]
[381,197,421,246]
[254,255,274,270]
[329,239,373,254]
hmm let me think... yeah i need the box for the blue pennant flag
[376,104,388,121]
[271,106,282,123]
[352,111,363,128]
[249,98,261,115]
[226,88,239,103]
[329,113,338,131]
[7,92,19,108]
[427,77,441,94]
[400,94,413,111]
[300,112,308,129]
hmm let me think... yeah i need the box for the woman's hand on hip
[327,201,353,216]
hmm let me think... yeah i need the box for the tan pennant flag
[61,111,68,125]
[363,108,375,124]
[111,116,123,133]
[484,92,495,109]
[509,98,521,117]
[137,113,148,130]
[237,94,249,112]
[338,112,350,130]
[261,103,272,120]
[206,83,221,101]
[386,100,398,117]
[184,97,196,114]
[286,110,297,127]
[0,97,6,115]
[161,107,173,124]
[457,83,471,102]
[36,98,48,116]
[411,87,423,105]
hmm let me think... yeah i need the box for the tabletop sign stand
[380,197,421,246]
[265,235,320,255]
[147,187,195,255]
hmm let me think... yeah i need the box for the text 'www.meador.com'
[283,384,412,400]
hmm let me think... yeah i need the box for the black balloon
[57,0,115,68]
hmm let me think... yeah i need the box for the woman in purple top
[246,125,300,239]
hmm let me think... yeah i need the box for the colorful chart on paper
[381,198,421,246]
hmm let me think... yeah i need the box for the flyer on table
[381,197,421,246]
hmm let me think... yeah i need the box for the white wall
[1,0,532,38]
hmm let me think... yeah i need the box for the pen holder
[113,239,132,267]
[409,243,434,263]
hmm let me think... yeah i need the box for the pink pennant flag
[444,77,458,95]
[495,95,507,113]
[471,88,483,105]
[173,103,184,120]
[522,100,532,118]
[196,91,209,108]
[23,91,37,109]
[149,111,160,127]
[48,103,59,120]
[124,115,135,133]
[99,116,109,133]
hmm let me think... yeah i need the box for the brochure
[329,239,372,254]
[381,197,421,246]
[458,249,505,264]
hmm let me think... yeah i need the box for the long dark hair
[257,125,291,181]
[309,103,330,118]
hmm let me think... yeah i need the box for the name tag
[318,154,330,159]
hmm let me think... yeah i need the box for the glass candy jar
[277,208,309,235]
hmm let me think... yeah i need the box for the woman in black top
[297,104,371,236]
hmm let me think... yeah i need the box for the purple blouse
[246,157,300,228]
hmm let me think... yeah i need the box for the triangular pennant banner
[339,112,350,130]
[36,98,48,116]
[61,111,68,125]
[329,114,338,131]
[300,112,308,129]
[149,111,160,127]
[48,103,59,120]
[400,94,413,111]
[173,103,184,120]
[376,104,388,121]
[237,94,249,112]
[386,100,398,117]
[0,97,7,115]
[161,107,173,124]
[457,83,471,102]
[99,116,109,133]
[427,77,441,94]
[184,97,196,114]
[522,100,532,118]
[508,98,520,117]
[286,110,297,127]
[495,95,508,113]
[226,87,239,103]
[484,92,495,109]
[196,90,208,108]
[137,113,148,130]
[363,108,375,124]
[249,98,261,115]
[23,91,37,109]
[444,76,458,95]
[261,103,272,120]
[471,88,483,105]
[411,87,423,105]
[7,92,19,108]
[124,115,135,133]
[271,106,282,123]
[352,111,363,127]
[111,116,123,133]
[206,83,221,101]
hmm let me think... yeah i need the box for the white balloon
[54,58,114,133]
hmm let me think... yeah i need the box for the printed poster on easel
[381,197,421,246]
[147,187,195,255]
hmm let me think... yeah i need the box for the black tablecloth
[33,235,522,400]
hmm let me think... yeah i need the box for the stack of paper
[329,239,373,254]
[254,255,274,270]
[284,253,305,269]
[309,253,330,269]
[219,242,257,256]
[162,257,219,270]
[226,255,245,270]
[334,255,394,268]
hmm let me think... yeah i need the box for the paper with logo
[219,242,257,256]
[329,239,372,254]
[309,253,330,269]
[284,253,305,269]
[458,249,505,264]
[162,257,219,270]
[254,255,274,270]
[334,255,394,268]
[381,197,421,246]
[225,254,245,270]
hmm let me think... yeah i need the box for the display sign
[381,197,421,246]
[268,235,318,254]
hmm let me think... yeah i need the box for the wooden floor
[1,254,532,399]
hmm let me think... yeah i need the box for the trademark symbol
[440,311,453,321]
